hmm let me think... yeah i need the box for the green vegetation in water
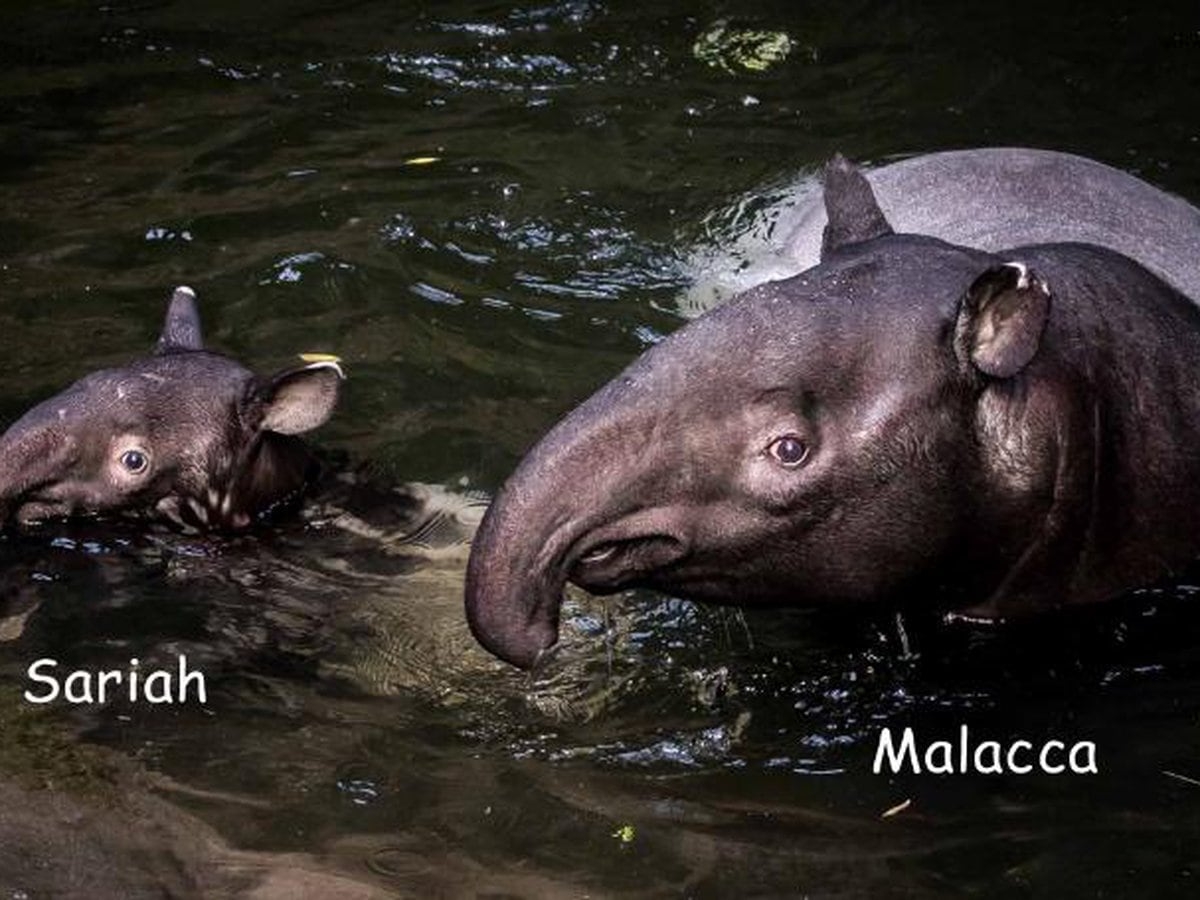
[0,682,123,801]
[693,19,794,73]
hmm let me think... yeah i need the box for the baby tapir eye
[119,448,150,474]
[767,435,809,467]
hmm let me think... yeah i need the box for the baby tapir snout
[0,286,344,530]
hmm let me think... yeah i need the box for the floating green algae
[0,682,122,799]
[693,19,794,74]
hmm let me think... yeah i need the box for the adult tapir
[466,148,1200,668]
[0,287,342,529]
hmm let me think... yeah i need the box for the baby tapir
[466,154,1200,669]
[0,287,343,530]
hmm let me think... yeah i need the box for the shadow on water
[2,0,1200,896]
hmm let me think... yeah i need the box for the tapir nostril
[579,543,619,564]
[570,534,688,593]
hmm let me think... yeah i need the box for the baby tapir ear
[155,286,205,354]
[251,359,345,435]
[954,262,1052,378]
[821,153,894,259]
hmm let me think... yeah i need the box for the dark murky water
[2,2,1200,897]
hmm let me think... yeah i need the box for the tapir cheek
[739,447,824,514]
[744,475,805,514]
[106,459,152,489]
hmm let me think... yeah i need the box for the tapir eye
[767,435,809,468]
[119,449,149,474]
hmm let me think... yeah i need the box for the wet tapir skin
[465,153,1200,669]
[0,287,343,530]
[680,148,1200,315]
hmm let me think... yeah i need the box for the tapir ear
[954,263,1052,378]
[251,359,345,435]
[820,153,894,259]
[155,286,205,354]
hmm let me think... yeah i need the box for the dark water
[2,1,1200,897]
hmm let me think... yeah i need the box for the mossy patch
[0,682,124,801]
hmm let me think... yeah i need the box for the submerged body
[467,149,1200,668]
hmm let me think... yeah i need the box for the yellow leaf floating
[404,156,441,166]
[612,824,636,844]
[299,353,342,364]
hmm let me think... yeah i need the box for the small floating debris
[693,19,794,74]
[880,798,912,819]
[1163,770,1200,787]
[611,823,636,844]
[404,156,441,166]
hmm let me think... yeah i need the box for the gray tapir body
[0,287,342,529]
[467,149,1200,668]
[681,148,1200,314]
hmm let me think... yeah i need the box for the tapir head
[466,156,1056,667]
[0,287,343,529]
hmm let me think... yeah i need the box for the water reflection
[2,454,1199,894]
